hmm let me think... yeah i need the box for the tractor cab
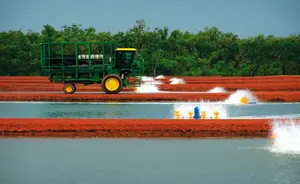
[115,48,137,71]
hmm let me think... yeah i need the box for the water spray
[172,89,258,119]
[169,78,185,84]
[269,119,300,155]
[155,75,165,79]
[207,87,227,93]
[224,89,257,105]
[135,76,162,93]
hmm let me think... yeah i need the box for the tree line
[0,20,299,76]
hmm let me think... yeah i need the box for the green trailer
[40,41,144,94]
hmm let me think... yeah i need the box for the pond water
[0,101,300,119]
[0,138,300,184]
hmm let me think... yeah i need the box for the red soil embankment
[157,75,300,83]
[158,83,300,91]
[1,75,299,92]
[1,75,300,84]
[160,75,300,80]
[1,82,299,92]
[0,91,299,102]
[0,80,51,84]
[0,83,136,92]
[0,76,47,80]
[0,118,276,138]
[3,75,295,81]
[164,80,300,84]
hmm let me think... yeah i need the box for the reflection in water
[272,154,300,184]
[0,139,300,184]
[45,110,130,118]
[0,102,300,119]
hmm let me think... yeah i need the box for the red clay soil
[157,76,300,83]
[160,75,300,81]
[165,80,300,84]
[0,75,299,93]
[2,75,299,81]
[157,83,300,91]
[0,76,47,80]
[1,82,299,92]
[0,91,299,102]
[0,118,280,138]
[0,75,269,80]
[1,78,299,86]
[0,83,136,92]
[0,80,52,84]
[1,75,300,84]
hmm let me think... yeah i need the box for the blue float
[193,107,200,119]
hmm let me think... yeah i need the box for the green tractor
[40,42,144,94]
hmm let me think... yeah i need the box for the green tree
[0,21,299,76]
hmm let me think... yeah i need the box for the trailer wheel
[63,83,76,94]
[101,74,123,94]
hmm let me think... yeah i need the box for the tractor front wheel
[63,83,76,94]
[101,74,123,94]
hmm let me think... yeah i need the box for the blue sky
[0,0,299,37]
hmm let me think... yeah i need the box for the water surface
[0,138,300,184]
[0,102,300,119]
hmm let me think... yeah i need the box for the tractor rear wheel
[63,83,76,94]
[101,74,123,94]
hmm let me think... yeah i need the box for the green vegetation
[1,20,299,76]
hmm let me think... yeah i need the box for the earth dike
[0,118,276,139]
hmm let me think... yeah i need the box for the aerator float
[40,42,144,94]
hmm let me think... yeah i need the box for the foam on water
[135,76,162,93]
[155,75,165,79]
[231,114,300,119]
[137,76,187,93]
[268,119,300,155]
[224,89,257,104]
[135,83,160,93]
[173,89,258,119]
[169,78,185,84]
[173,102,228,119]
[142,81,163,85]
[207,87,227,93]
[141,76,155,82]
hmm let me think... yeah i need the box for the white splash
[135,83,160,93]
[136,76,163,93]
[224,89,257,104]
[141,76,155,82]
[142,81,163,85]
[171,89,259,119]
[207,87,227,93]
[269,119,300,155]
[155,75,165,79]
[230,114,300,119]
[170,78,185,84]
[173,102,228,119]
